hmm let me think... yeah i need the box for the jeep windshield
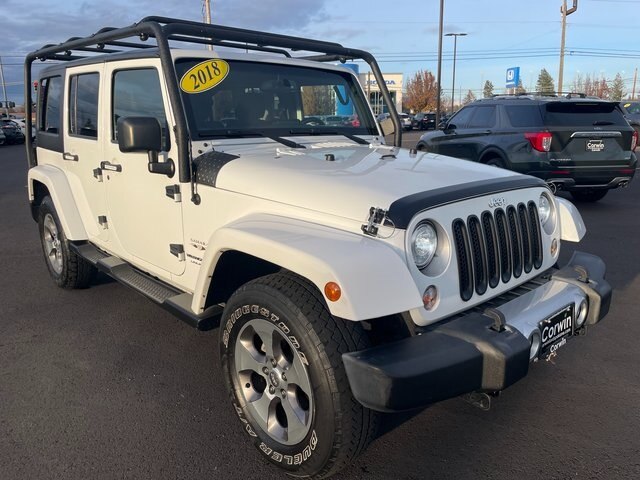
[175,58,378,140]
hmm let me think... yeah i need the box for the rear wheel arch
[480,149,510,169]
[30,180,50,221]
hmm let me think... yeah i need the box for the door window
[468,106,496,128]
[69,73,99,138]
[449,107,473,129]
[112,68,167,142]
[39,76,62,134]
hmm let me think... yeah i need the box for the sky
[2,0,640,106]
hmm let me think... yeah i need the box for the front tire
[38,196,95,288]
[571,189,608,202]
[220,273,377,479]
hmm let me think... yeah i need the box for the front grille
[453,202,544,301]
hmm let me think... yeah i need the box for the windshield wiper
[593,121,615,126]
[198,130,305,148]
[289,129,370,145]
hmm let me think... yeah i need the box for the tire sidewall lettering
[222,300,319,467]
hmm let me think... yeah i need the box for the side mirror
[117,117,174,177]
[444,123,457,133]
[379,117,395,137]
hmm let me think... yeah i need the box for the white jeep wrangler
[24,17,612,479]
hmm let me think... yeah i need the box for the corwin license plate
[586,139,605,152]
[539,305,574,356]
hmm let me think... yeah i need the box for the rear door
[63,66,108,242]
[456,105,498,160]
[543,101,634,167]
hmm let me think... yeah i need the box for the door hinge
[165,184,182,202]
[98,215,108,229]
[93,168,103,182]
[169,243,185,261]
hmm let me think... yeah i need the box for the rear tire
[38,196,96,288]
[570,189,608,202]
[220,273,378,479]
[485,157,508,169]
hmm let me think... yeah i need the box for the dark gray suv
[416,95,638,202]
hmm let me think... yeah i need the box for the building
[358,72,403,116]
[342,64,403,116]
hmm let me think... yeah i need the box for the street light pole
[435,0,444,128]
[0,56,9,118]
[203,0,213,51]
[445,32,467,114]
[558,0,577,94]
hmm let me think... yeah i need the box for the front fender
[28,165,87,241]
[192,215,423,321]
[556,197,586,242]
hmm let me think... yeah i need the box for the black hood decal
[388,176,547,229]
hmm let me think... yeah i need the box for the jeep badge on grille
[488,197,506,208]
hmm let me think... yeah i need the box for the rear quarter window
[543,102,627,127]
[504,105,543,127]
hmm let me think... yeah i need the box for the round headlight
[539,193,551,224]
[412,223,438,268]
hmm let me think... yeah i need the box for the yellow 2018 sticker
[180,59,230,94]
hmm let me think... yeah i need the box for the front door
[103,61,185,277]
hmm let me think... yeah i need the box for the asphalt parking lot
[1,139,639,479]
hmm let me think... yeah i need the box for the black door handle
[62,152,79,161]
[100,161,122,172]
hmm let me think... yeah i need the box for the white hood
[207,138,521,224]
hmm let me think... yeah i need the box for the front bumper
[343,251,612,412]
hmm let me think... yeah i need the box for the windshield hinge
[361,207,388,237]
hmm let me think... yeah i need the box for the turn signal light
[422,285,439,311]
[324,282,342,302]
[631,130,638,152]
[525,132,553,152]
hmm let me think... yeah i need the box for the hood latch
[361,207,388,237]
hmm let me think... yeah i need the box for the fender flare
[556,197,586,242]
[192,214,423,321]
[28,165,87,241]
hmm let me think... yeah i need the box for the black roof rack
[488,91,597,100]
[25,16,401,182]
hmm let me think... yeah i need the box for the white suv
[24,17,612,479]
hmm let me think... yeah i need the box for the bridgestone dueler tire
[219,273,378,479]
[38,196,96,289]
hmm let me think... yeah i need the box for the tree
[405,70,439,112]
[462,90,477,105]
[610,73,625,101]
[515,79,526,95]
[483,80,494,98]
[301,85,335,115]
[536,68,555,95]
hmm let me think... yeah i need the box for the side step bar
[70,242,222,331]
